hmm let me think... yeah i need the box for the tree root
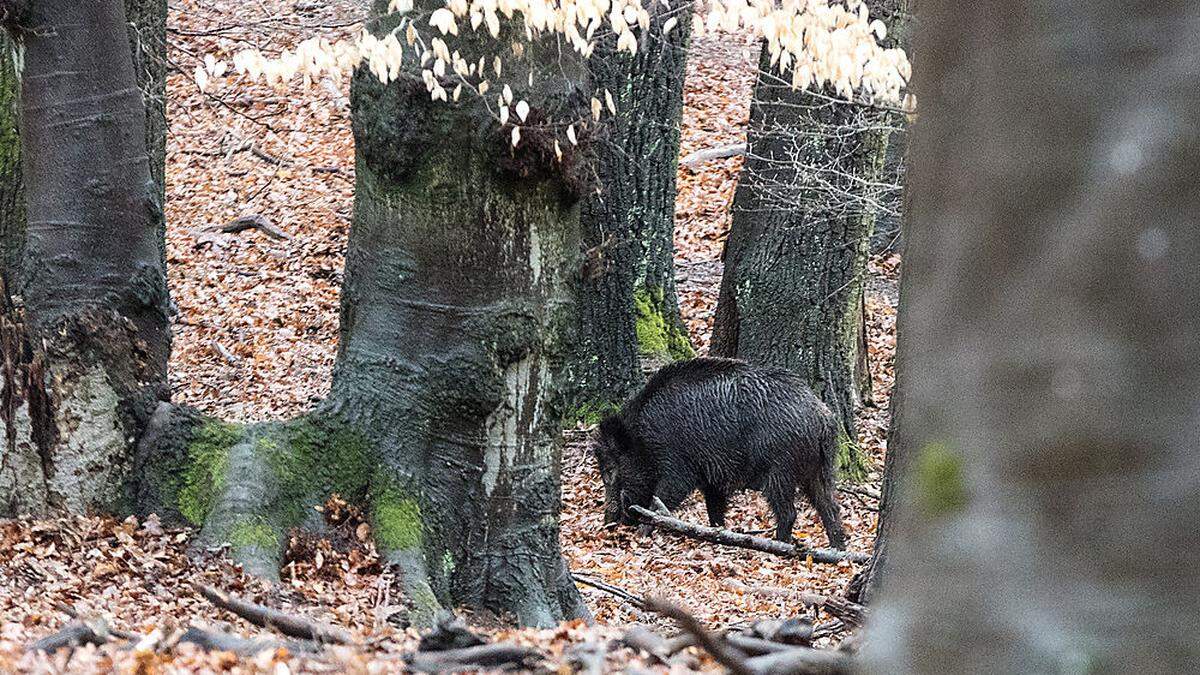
[198,584,355,645]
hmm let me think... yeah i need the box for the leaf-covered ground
[0,0,898,670]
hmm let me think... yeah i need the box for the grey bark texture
[572,0,695,415]
[0,0,170,516]
[711,0,906,455]
[327,4,590,626]
[863,1,1200,672]
[0,36,20,292]
[123,0,168,231]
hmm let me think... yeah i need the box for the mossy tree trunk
[0,0,171,515]
[332,5,590,624]
[0,37,21,293]
[863,1,1200,671]
[572,1,695,417]
[136,2,591,628]
[711,1,905,479]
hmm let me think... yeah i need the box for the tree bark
[863,2,1200,671]
[571,0,695,417]
[0,36,20,293]
[0,0,170,516]
[123,0,168,239]
[855,249,912,604]
[333,18,590,619]
[711,1,906,478]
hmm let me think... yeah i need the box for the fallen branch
[572,573,646,608]
[197,585,355,645]
[680,142,747,168]
[177,626,316,656]
[407,643,540,672]
[54,603,136,641]
[630,506,870,565]
[817,596,867,628]
[643,597,753,675]
[726,633,796,656]
[27,622,109,653]
[220,214,291,240]
[621,625,670,663]
[743,645,853,675]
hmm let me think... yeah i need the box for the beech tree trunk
[134,4,590,628]
[863,2,1200,671]
[0,0,171,515]
[571,1,695,416]
[712,1,905,478]
[123,0,168,226]
[0,37,19,290]
[855,248,911,604]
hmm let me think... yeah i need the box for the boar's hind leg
[763,478,799,543]
[702,487,729,527]
[802,475,847,550]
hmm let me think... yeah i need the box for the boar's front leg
[702,486,729,527]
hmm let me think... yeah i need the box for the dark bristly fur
[593,357,846,548]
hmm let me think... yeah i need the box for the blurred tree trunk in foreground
[863,1,1200,671]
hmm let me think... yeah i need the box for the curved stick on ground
[571,574,646,608]
[407,643,541,673]
[643,597,754,675]
[197,585,355,645]
[743,646,854,675]
[629,506,870,565]
[178,626,317,656]
[27,623,110,654]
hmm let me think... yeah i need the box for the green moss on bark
[835,431,870,483]
[634,286,694,360]
[228,516,280,549]
[916,441,967,518]
[565,399,622,427]
[373,485,424,551]
[178,420,240,524]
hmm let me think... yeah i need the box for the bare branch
[630,505,870,564]
[643,597,754,675]
[197,585,355,645]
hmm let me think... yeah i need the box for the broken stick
[197,585,355,645]
[643,597,754,675]
[629,506,870,565]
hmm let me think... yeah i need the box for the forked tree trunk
[864,2,1200,671]
[572,1,695,416]
[0,0,171,515]
[711,1,905,480]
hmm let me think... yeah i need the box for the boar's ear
[598,416,634,456]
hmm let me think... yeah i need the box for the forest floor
[0,1,899,671]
